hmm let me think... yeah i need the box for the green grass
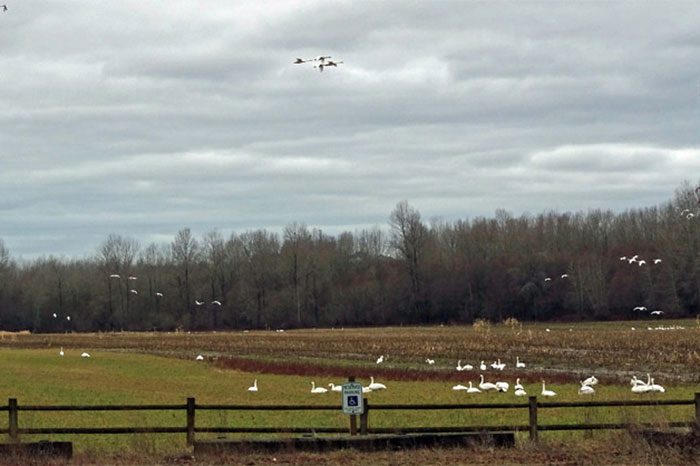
[0,347,697,456]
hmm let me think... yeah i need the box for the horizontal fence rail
[2,393,699,445]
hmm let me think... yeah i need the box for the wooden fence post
[348,377,357,436]
[186,397,195,446]
[695,392,700,432]
[528,396,538,442]
[360,398,369,435]
[8,398,18,443]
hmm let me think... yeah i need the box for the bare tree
[389,201,428,316]
[171,228,200,329]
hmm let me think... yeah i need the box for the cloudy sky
[1,1,699,258]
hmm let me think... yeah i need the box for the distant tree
[171,228,199,329]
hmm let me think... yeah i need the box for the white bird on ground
[81,352,91,358]
[59,347,64,357]
[426,358,435,365]
[514,378,524,390]
[578,382,595,395]
[376,355,385,364]
[581,375,598,387]
[195,354,204,361]
[632,382,651,393]
[495,381,509,392]
[514,387,527,396]
[490,360,499,369]
[479,360,487,371]
[516,356,526,368]
[452,384,468,391]
[456,360,465,371]
[248,379,258,392]
[628,258,638,264]
[109,274,120,279]
[541,380,556,397]
[478,374,498,392]
[362,386,372,394]
[466,381,481,394]
[310,382,328,394]
[368,377,387,391]
[650,310,664,316]
[649,378,665,393]
[328,383,343,392]
[495,359,506,371]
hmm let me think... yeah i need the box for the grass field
[0,319,699,464]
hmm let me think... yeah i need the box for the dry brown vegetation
[1,321,698,383]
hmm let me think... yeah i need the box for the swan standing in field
[376,355,385,364]
[81,352,91,358]
[328,383,343,392]
[466,381,481,393]
[514,378,524,391]
[59,347,64,357]
[368,377,387,391]
[310,382,328,394]
[456,360,465,371]
[578,381,595,395]
[248,379,258,392]
[516,357,525,368]
[479,360,487,371]
[426,358,435,365]
[478,374,498,392]
[541,380,556,397]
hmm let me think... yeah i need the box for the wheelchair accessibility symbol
[347,395,359,407]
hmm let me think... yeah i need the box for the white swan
[376,355,385,364]
[495,381,509,392]
[328,383,343,392]
[495,358,506,371]
[310,382,328,394]
[478,374,498,391]
[578,381,595,395]
[631,383,651,393]
[59,347,64,357]
[426,358,435,365]
[362,386,372,393]
[516,357,525,368]
[630,375,646,387]
[247,379,258,392]
[368,376,387,391]
[452,384,468,391]
[581,375,598,386]
[456,360,464,371]
[541,380,556,397]
[466,381,481,393]
[514,378,524,390]
[81,352,91,358]
[514,387,527,396]
[195,354,204,361]
[649,378,665,393]
[479,360,487,371]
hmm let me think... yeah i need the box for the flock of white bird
[108,274,222,307]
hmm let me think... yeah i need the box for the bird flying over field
[650,310,664,316]
[211,300,222,306]
[109,274,120,279]
[1,5,7,12]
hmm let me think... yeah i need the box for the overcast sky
[1,1,699,259]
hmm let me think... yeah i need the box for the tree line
[1,182,699,332]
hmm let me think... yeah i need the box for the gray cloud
[1,1,699,258]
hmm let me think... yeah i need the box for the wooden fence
[1,394,698,445]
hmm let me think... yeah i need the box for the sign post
[342,378,364,435]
